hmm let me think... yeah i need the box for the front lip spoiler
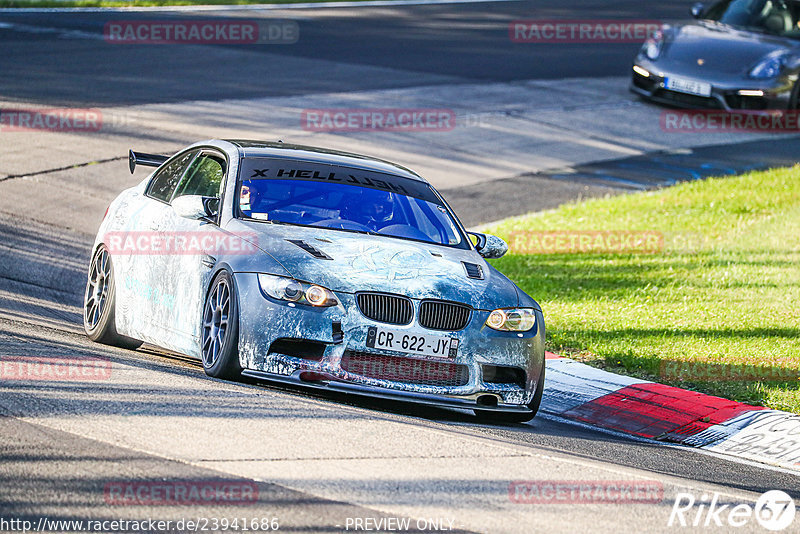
[241,369,532,413]
[629,82,733,110]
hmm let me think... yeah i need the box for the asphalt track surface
[0,0,692,106]
[1,2,800,533]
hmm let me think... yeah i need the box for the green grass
[0,0,375,7]
[487,166,800,413]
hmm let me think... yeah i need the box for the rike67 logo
[669,490,795,531]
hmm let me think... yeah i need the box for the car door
[158,149,229,357]
[115,149,200,346]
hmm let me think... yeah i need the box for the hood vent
[287,239,332,260]
[462,262,484,280]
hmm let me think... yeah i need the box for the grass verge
[487,165,800,413]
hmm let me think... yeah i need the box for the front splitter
[241,369,532,413]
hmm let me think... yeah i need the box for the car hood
[658,22,796,76]
[226,219,521,310]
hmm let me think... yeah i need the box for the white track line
[0,0,519,14]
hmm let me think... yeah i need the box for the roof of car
[226,140,426,182]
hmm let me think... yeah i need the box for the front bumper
[630,59,794,111]
[234,273,545,413]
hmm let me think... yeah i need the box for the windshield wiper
[243,216,279,225]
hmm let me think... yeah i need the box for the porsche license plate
[665,76,712,97]
[366,326,458,359]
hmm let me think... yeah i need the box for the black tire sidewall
[84,247,142,350]
[84,247,116,341]
[203,270,241,379]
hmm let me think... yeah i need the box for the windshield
[237,158,467,248]
[704,0,800,36]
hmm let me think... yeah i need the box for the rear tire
[201,271,242,380]
[83,246,142,350]
[474,359,545,423]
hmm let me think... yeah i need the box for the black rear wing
[129,150,169,174]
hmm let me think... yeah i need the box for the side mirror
[172,195,217,220]
[469,232,508,259]
[690,2,704,18]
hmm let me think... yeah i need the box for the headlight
[486,308,536,332]
[749,53,788,79]
[257,274,338,307]
[643,30,664,60]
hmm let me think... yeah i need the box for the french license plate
[665,76,712,97]
[366,326,458,359]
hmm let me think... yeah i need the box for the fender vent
[287,239,332,260]
[462,262,484,279]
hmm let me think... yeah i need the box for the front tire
[474,359,545,423]
[83,246,142,350]
[201,271,242,380]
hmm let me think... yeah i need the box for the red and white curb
[542,352,800,471]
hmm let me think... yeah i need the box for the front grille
[723,95,769,110]
[654,89,723,109]
[419,300,472,331]
[341,350,469,387]
[356,292,413,325]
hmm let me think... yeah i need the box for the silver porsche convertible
[632,0,800,110]
[84,140,546,422]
